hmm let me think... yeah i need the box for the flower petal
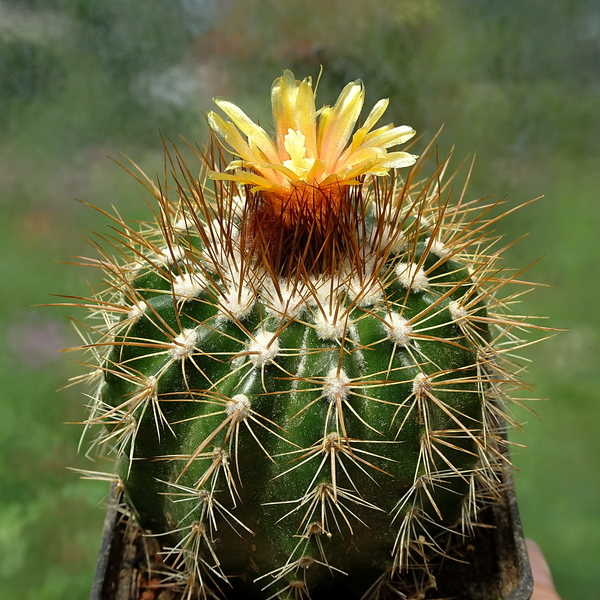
[335,146,384,173]
[294,78,317,158]
[317,81,364,173]
[382,151,418,168]
[345,98,390,153]
[209,70,417,190]
[213,98,280,164]
[271,71,317,160]
[362,98,390,134]
[207,111,257,163]
[209,168,283,192]
[363,125,416,149]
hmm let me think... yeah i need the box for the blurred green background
[1,0,598,598]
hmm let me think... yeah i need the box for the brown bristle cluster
[246,181,367,278]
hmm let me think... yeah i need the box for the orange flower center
[244,180,359,277]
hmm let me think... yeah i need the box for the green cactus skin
[71,137,539,600]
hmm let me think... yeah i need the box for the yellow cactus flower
[207,70,417,193]
[207,70,418,277]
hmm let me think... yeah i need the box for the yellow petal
[261,162,301,181]
[349,98,391,151]
[271,70,297,154]
[207,112,257,163]
[316,105,332,157]
[382,151,418,168]
[363,125,416,149]
[209,70,417,190]
[272,72,318,163]
[209,168,281,191]
[213,98,280,164]
[294,78,317,158]
[335,146,384,173]
[318,81,364,172]
[306,158,326,182]
[363,97,390,132]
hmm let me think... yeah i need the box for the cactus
[71,70,541,599]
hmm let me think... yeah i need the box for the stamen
[283,129,315,177]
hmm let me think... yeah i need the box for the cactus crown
[65,71,545,600]
[207,69,416,277]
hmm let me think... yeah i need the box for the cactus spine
[71,71,540,599]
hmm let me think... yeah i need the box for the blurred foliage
[0,0,598,598]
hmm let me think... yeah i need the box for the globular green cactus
[71,71,541,599]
